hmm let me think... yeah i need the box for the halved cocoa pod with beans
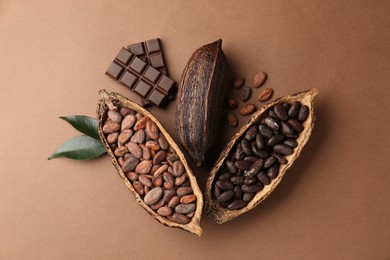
[97,90,203,236]
[205,88,318,224]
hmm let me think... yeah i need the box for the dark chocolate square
[144,66,161,83]
[119,71,138,89]
[149,53,165,69]
[147,89,165,107]
[133,80,152,97]
[145,39,161,53]
[115,48,133,65]
[130,57,147,74]
[129,42,145,56]
[106,62,125,80]
[157,76,175,94]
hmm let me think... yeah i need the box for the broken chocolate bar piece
[106,48,176,107]
[129,38,168,76]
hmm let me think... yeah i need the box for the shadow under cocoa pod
[205,88,319,224]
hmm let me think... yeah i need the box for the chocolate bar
[128,38,168,76]
[106,48,176,107]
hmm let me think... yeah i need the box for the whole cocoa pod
[176,39,228,166]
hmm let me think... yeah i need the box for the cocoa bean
[168,213,190,224]
[157,206,172,217]
[227,200,246,210]
[103,120,120,134]
[153,150,166,165]
[173,161,184,177]
[175,203,196,214]
[168,196,180,208]
[121,114,136,130]
[130,129,146,144]
[227,113,238,127]
[121,155,139,172]
[133,181,144,196]
[233,77,245,89]
[177,187,193,197]
[107,132,119,144]
[180,195,196,204]
[139,175,152,187]
[240,104,256,115]
[258,87,273,102]
[107,110,122,123]
[239,87,252,101]
[127,142,143,159]
[135,160,152,174]
[253,71,267,88]
[134,116,149,131]
[144,187,163,205]
[227,98,238,109]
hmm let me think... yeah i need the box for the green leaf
[60,115,100,140]
[48,135,106,160]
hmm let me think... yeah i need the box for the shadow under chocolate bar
[105,48,176,107]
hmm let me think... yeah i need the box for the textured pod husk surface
[97,90,203,236]
[176,39,228,166]
[205,88,319,224]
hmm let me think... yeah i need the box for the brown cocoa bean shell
[205,88,318,224]
[176,39,228,166]
[97,90,203,236]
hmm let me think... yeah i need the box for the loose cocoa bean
[227,112,238,127]
[233,77,245,89]
[227,98,238,109]
[240,104,256,115]
[258,87,273,102]
[239,87,252,101]
[152,174,163,187]
[157,134,169,150]
[253,71,267,88]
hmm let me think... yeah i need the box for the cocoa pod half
[205,88,318,224]
[97,90,203,236]
[176,39,228,166]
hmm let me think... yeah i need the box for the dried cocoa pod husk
[176,39,228,166]
[97,90,203,236]
[205,88,318,224]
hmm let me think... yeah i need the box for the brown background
[1,0,389,259]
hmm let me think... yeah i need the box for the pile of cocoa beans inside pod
[102,107,197,225]
[212,101,309,210]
